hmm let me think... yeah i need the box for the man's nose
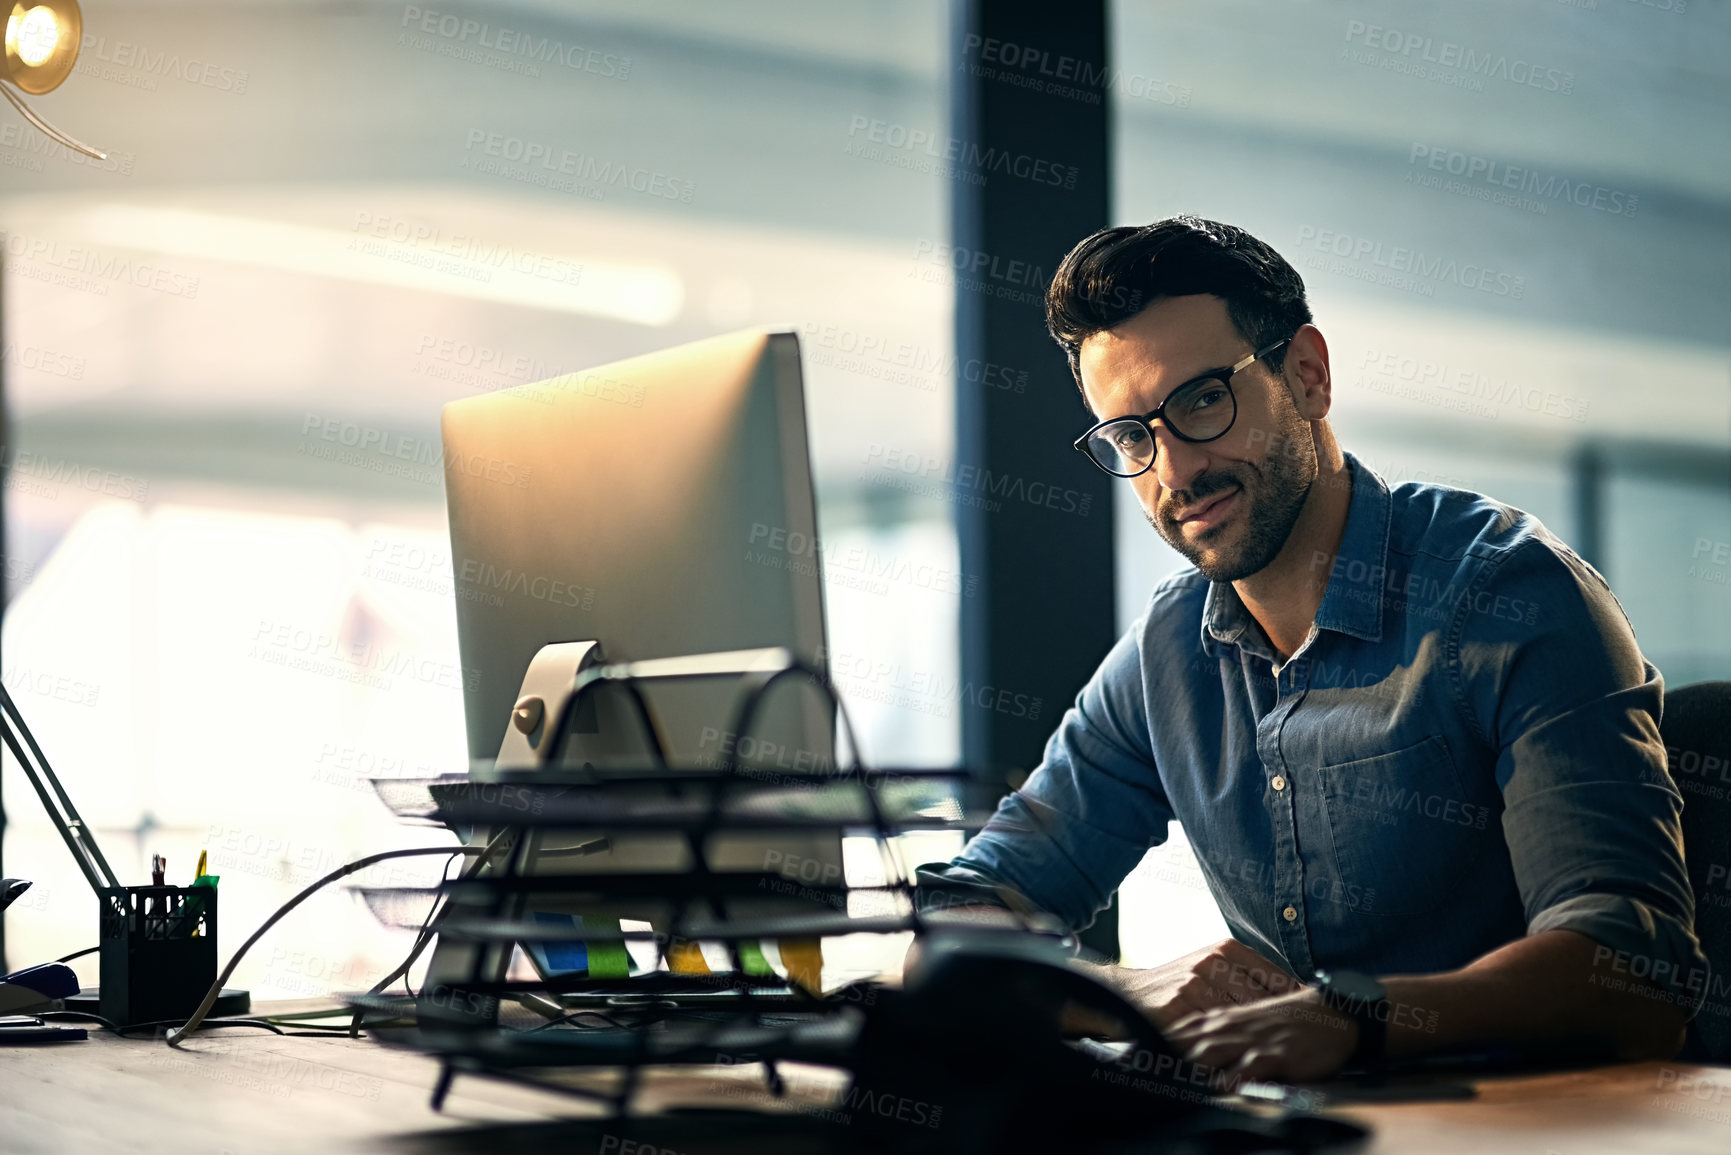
[1151,423,1210,496]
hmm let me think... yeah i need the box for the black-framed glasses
[1072,337,1291,478]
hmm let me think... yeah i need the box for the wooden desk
[2,1012,1728,1153]
[1331,1062,1731,1155]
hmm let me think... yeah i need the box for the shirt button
[1271,775,1287,791]
[1282,905,1297,922]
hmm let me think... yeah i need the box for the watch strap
[1346,997,1387,1068]
[1316,969,1389,1070]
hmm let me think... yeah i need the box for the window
[1,0,958,994]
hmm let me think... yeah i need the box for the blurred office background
[1,0,1726,991]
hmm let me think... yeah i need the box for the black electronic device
[847,932,1369,1154]
[0,1014,87,1043]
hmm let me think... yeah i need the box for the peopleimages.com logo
[1407,144,1637,217]
[846,116,1079,190]
[1294,227,1526,299]
[1342,20,1574,95]
[462,129,695,203]
[399,6,630,78]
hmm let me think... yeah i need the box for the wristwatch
[1314,968,1390,1070]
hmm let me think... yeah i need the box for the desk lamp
[2,681,248,1022]
[1,0,105,158]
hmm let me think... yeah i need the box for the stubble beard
[1147,413,1318,583]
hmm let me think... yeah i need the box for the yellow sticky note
[778,938,823,995]
[666,939,711,974]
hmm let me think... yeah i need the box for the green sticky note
[736,939,774,976]
[581,916,630,978]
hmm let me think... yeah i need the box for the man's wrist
[1314,969,1389,1069]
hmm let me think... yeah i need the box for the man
[916,216,1705,1082]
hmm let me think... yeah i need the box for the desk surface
[2,1012,1729,1154]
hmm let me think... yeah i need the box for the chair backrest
[1664,681,1731,1061]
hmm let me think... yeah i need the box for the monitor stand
[496,640,606,770]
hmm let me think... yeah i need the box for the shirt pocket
[1316,734,1495,919]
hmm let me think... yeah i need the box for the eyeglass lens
[1083,376,1237,476]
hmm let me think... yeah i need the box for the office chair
[1664,680,1731,1062]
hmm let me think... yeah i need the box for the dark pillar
[951,1,1117,955]
[1572,440,1604,576]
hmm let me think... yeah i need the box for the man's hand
[1088,938,1302,1031]
[1164,988,1358,1084]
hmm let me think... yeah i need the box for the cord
[55,945,98,963]
[261,1007,364,1022]
[347,827,515,1037]
[164,843,491,1047]
[525,1008,631,1033]
[41,1010,284,1036]
[126,1017,283,1037]
[38,1010,118,1031]
[260,1007,418,1032]
[403,850,463,999]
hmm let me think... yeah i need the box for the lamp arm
[0,682,121,894]
[0,80,106,161]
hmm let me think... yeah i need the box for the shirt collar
[1199,452,1390,656]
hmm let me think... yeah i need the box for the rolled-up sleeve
[1453,534,1708,1018]
[916,619,1176,933]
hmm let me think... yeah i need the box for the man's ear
[1284,324,1331,421]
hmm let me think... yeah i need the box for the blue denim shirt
[923,452,1706,1013]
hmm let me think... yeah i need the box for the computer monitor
[441,326,833,774]
[429,327,843,993]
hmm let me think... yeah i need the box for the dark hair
[1044,215,1312,390]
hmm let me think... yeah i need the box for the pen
[189,850,207,936]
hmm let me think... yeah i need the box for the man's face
[1077,294,1317,582]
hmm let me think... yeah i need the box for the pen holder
[97,884,218,1027]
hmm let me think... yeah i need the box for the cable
[38,1010,118,1031]
[124,1018,283,1038]
[346,827,514,1037]
[55,945,98,963]
[47,1003,389,1035]
[525,1008,631,1033]
[165,843,491,1048]
[260,1007,418,1032]
[260,1007,358,1022]
[403,854,460,997]
[403,850,463,999]
[40,1010,283,1036]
